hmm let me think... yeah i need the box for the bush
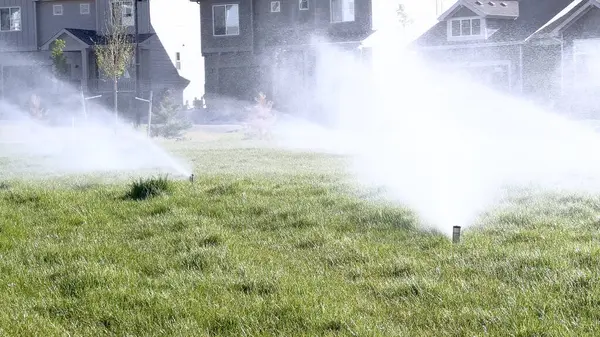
[126,176,172,200]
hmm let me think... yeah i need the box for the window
[0,7,20,31]
[449,18,483,38]
[299,0,309,10]
[111,0,134,27]
[331,0,354,23]
[213,4,239,36]
[80,3,90,15]
[53,4,63,16]
[175,52,181,70]
[270,1,280,12]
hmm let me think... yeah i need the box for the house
[0,0,193,118]
[410,0,593,110]
[190,0,373,115]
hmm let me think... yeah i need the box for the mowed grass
[1,131,600,336]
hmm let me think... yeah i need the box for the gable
[564,5,600,39]
[53,33,87,52]
[448,6,479,19]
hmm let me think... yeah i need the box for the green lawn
[0,130,599,336]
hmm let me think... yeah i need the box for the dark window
[461,19,471,35]
[299,0,309,10]
[213,4,239,36]
[451,20,460,36]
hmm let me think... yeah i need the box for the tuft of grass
[125,175,172,200]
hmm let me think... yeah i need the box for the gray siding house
[191,0,373,115]
[0,0,189,115]
[412,0,600,117]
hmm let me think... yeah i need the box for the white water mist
[0,54,191,179]
[271,31,600,237]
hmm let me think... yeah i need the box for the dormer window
[448,17,485,40]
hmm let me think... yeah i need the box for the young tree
[150,89,192,139]
[93,4,134,122]
[396,3,413,28]
[50,39,69,81]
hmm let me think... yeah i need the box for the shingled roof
[65,28,154,46]
[527,0,595,40]
[439,0,520,19]
[413,0,575,47]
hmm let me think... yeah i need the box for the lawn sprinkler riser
[189,174,195,183]
[452,226,461,244]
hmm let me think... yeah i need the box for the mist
[268,31,600,237]
[0,52,191,180]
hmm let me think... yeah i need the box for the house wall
[198,0,372,112]
[36,0,97,48]
[559,6,600,117]
[0,0,37,51]
[146,35,187,103]
[96,0,152,35]
[419,44,523,92]
[200,0,254,54]
[521,43,561,101]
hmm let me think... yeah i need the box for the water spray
[452,226,461,244]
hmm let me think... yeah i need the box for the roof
[527,0,596,40]
[413,0,575,47]
[65,29,154,45]
[439,0,520,20]
[42,28,154,49]
[467,0,520,18]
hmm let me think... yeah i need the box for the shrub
[150,89,193,139]
[126,176,172,200]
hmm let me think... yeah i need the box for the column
[81,48,89,92]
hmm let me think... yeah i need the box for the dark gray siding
[200,0,372,53]
[200,0,253,53]
[449,6,478,18]
[37,0,97,48]
[147,34,187,94]
[97,0,152,35]
[0,0,37,51]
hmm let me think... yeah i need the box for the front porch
[41,28,153,95]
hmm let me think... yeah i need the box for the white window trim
[0,7,21,32]
[330,0,355,23]
[447,17,486,41]
[80,3,90,15]
[299,0,309,11]
[270,1,280,13]
[212,4,240,37]
[53,4,63,16]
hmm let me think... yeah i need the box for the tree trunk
[113,76,118,125]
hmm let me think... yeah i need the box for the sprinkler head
[452,226,461,244]
[189,174,195,183]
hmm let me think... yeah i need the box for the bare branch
[94,2,134,80]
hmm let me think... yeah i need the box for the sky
[372,0,457,31]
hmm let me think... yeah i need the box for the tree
[150,89,192,139]
[396,3,412,28]
[244,92,276,140]
[93,4,134,123]
[50,39,69,81]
